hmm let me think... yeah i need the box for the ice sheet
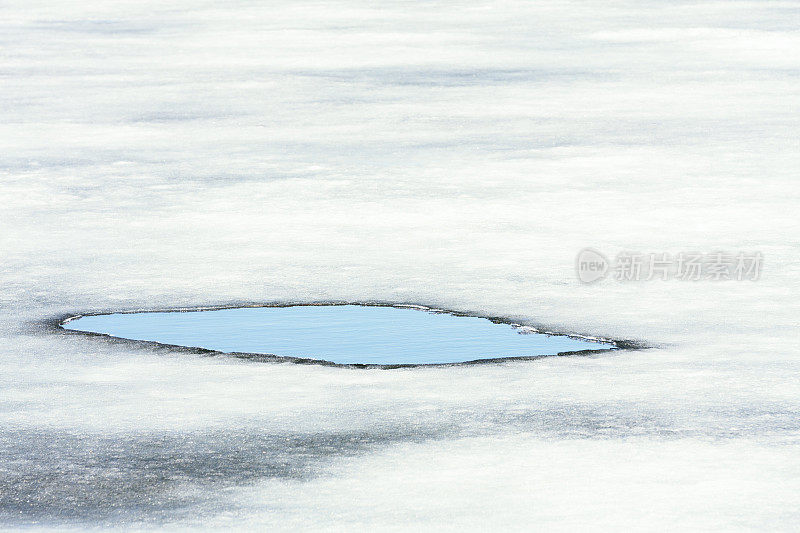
[1,0,799,529]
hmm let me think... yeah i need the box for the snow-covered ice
[1,0,799,530]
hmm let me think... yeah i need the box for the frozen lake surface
[62,305,612,365]
[3,0,800,529]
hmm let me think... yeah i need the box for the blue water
[63,305,613,365]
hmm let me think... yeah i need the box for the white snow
[1,0,799,530]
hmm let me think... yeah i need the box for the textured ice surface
[63,305,613,364]
[2,0,800,530]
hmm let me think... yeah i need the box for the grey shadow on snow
[0,425,444,527]
[3,401,794,527]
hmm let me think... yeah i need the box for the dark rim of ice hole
[52,302,650,369]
